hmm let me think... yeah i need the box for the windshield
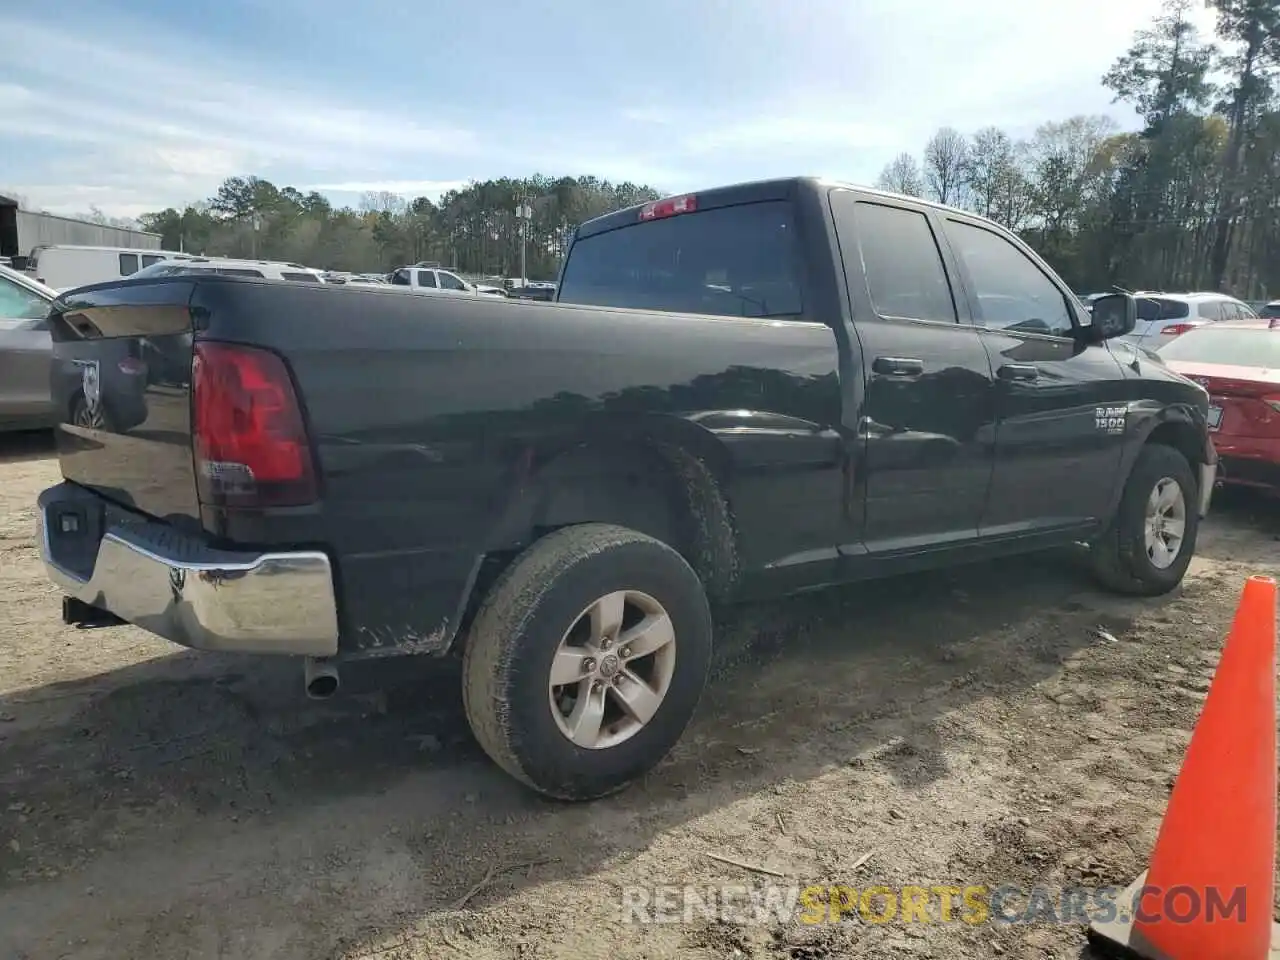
[557,200,803,318]
[1158,326,1280,367]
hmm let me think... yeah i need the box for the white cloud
[0,0,1227,216]
[0,15,479,216]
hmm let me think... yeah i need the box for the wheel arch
[458,415,741,645]
[1106,403,1213,521]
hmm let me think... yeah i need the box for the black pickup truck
[37,177,1216,800]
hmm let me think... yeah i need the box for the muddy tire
[1090,444,1199,596]
[461,523,713,800]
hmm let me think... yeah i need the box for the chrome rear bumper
[38,483,339,656]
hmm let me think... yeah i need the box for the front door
[829,189,997,554]
[939,214,1128,537]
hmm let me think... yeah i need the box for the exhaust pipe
[304,656,340,700]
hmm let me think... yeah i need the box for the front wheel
[462,523,713,800]
[1090,444,1199,596]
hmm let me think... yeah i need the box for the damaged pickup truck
[37,177,1216,800]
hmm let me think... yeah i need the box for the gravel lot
[0,429,1276,960]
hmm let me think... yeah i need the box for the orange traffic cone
[1089,575,1279,960]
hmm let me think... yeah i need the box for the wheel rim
[1144,476,1187,570]
[73,403,105,430]
[547,590,678,750]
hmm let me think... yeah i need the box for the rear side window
[281,271,320,282]
[557,200,802,319]
[119,253,139,275]
[141,255,163,268]
[1159,327,1280,367]
[214,268,265,278]
[838,198,956,324]
[1136,297,1190,322]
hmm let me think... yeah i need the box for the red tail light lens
[639,194,697,222]
[1161,323,1197,337]
[192,341,317,508]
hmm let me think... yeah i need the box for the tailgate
[48,278,201,523]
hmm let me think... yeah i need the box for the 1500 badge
[1095,405,1127,435]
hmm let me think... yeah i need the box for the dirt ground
[1,429,1277,960]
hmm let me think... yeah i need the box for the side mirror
[1085,293,1136,342]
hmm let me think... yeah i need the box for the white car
[387,265,499,297]
[27,244,193,292]
[1127,291,1258,346]
[129,257,327,283]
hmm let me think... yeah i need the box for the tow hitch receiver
[62,596,126,629]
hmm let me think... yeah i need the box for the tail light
[1161,323,1197,337]
[192,341,317,508]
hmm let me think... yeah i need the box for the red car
[1159,319,1280,491]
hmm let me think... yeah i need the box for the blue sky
[1,0,1214,219]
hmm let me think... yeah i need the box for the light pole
[515,202,531,282]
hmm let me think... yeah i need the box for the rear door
[828,188,996,553]
[940,213,1128,536]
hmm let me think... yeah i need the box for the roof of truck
[574,176,989,240]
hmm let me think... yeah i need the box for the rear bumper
[38,482,339,656]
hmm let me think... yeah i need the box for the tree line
[138,176,661,280]
[878,0,1280,296]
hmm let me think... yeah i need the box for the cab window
[946,219,1074,338]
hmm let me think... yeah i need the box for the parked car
[27,245,193,292]
[506,280,558,302]
[130,257,327,283]
[387,265,495,296]
[0,265,57,430]
[1258,300,1280,320]
[0,264,150,432]
[36,177,1216,800]
[1126,291,1258,347]
[1158,319,1280,491]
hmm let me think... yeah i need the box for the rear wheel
[1090,444,1199,596]
[462,523,713,800]
[70,394,107,430]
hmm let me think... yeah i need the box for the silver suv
[1128,292,1257,347]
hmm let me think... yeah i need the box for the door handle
[872,356,925,377]
[997,363,1039,382]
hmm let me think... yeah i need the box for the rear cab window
[557,200,803,319]
[281,271,320,282]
